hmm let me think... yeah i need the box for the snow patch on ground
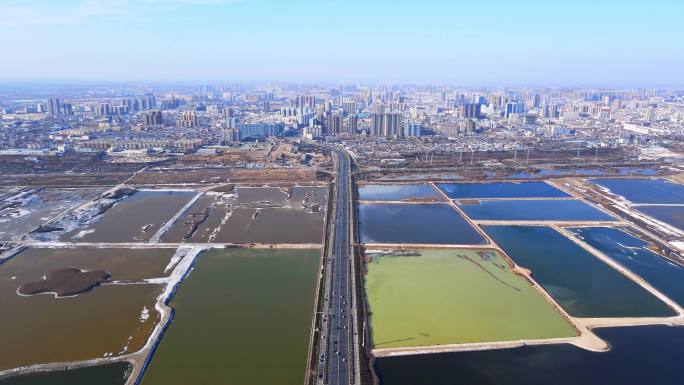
[164,248,190,273]
[669,241,684,251]
[140,307,150,322]
[72,228,95,239]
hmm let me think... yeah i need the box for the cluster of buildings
[0,84,683,159]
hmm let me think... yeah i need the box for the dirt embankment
[130,168,321,185]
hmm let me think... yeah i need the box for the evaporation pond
[437,181,569,199]
[0,362,131,385]
[0,264,161,372]
[359,204,485,245]
[365,249,575,349]
[358,184,441,201]
[374,325,684,385]
[569,227,684,307]
[162,187,327,244]
[7,247,176,281]
[0,188,103,240]
[140,248,319,385]
[484,226,675,318]
[211,207,325,244]
[460,199,614,221]
[591,178,684,204]
[235,187,288,205]
[635,205,684,231]
[63,190,197,242]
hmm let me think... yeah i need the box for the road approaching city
[315,148,358,385]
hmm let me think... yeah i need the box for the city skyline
[1,0,683,86]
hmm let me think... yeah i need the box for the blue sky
[1,0,682,86]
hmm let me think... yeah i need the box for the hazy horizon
[1,80,683,90]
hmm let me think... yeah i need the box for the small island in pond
[18,268,111,297]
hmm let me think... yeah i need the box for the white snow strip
[163,247,190,273]
[149,192,203,243]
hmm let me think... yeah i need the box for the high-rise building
[645,106,657,122]
[346,115,359,134]
[295,95,316,109]
[388,101,405,112]
[371,112,402,137]
[47,98,61,116]
[234,122,284,139]
[179,110,197,127]
[160,98,181,110]
[112,105,127,115]
[462,103,481,119]
[303,125,323,139]
[281,106,297,117]
[541,103,561,119]
[298,109,314,127]
[220,128,238,143]
[327,113,344,135]
[131,93,157,112]
[97,103,111,116]
[371,113,384,136]
[404,122,422,137]
[143,92,156,110]
[342,101,357,115]
[465,119,477,133]
[206,105,220,114]
[532,94,541,108]
[122,98,133,112]
[599,107,611,121]
[505,102,525,118]
[62,103,73,115]
[385,112,402,136]
[144,110,163,127]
